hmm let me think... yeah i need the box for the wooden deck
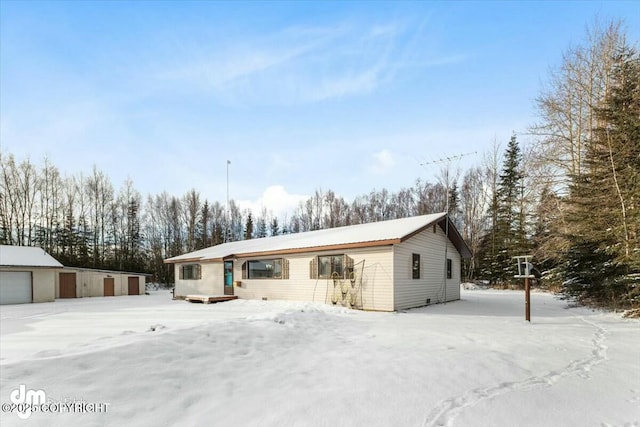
[185,295,238,304]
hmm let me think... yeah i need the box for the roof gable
[165,213,471,263]
[0,245,64,268]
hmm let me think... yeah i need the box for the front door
[224,261,234,296]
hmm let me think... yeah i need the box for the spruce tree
[479,135,525,285]
[270,217,280,236]
[563,46,639,308]
[244,213,254,240]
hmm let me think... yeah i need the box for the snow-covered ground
[0,289,638,427]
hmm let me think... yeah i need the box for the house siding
[54,268,146,298]
[174,262,223,296]
[394,225,461,310]
[232,246,395,311]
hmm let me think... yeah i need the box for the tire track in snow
[422,317,609,427]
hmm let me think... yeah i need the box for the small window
[181,264,201,280]
[246,259,289,279]
[412,253,420,279]
[446,258,452,279]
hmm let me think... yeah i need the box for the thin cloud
[150,17,462,106]
[369,149,395,175]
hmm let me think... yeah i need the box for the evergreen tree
[270,217,280,236]
[256,216,267,238]
[244,213,254,240]
[126,197,143,271]
[76,215,91,267]
[58,206,77,265]
[563,46,640,308]
[531,185,566,288]
[448,182,462,229]
[196,201,211,249]
[478,135,525,285]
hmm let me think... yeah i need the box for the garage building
[56,267,147,298]
[1,245,148,304]
[0,245,63,304]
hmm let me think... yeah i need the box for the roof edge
[226,239,401,259]
[399,213,447,242]
[400,215,472,259]
[0,265,64,269]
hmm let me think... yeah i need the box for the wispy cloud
[150,16,464,106]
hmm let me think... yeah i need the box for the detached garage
[55,267,147,298]
[1,245,148,305]
[0,245,63,305]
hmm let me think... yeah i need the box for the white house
[165,213,471,311]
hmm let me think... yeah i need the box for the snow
[1,289,639,427]
[165,212,449,262]
[0,245,63,268]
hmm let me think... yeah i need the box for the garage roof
[165,213,471,263]
[0,245,64,268]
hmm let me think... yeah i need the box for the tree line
[1,20,637,309]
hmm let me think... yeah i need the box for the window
[318,255,343,279]
[446,258,452,279]
[412,253,420,279]
[244,259,289,279]
[248,259,282,279]
[310,254,353,279]
[180,264,201,280]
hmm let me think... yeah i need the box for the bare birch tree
[531,20,625,189]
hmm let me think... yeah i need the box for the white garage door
[0,271,32,305]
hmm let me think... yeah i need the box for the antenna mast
[420,151,477,303]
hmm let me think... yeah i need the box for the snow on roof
[0,245,64,268]
[166,213,470,263]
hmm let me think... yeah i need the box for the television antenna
[419,151,478,167]
[420,151,477,303]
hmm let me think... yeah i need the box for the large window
[181,264,201,280]
[247,259,286,279]
[446,258,453,279]
[412,253,420,279]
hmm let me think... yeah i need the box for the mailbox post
[514,255,535,322]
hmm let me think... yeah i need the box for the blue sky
[1,1,638,217]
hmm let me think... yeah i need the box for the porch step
[185,295,238,304]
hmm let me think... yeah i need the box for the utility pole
[421,151,477,303]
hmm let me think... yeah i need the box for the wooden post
[525,276,530,322]
[514,255,533,323]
